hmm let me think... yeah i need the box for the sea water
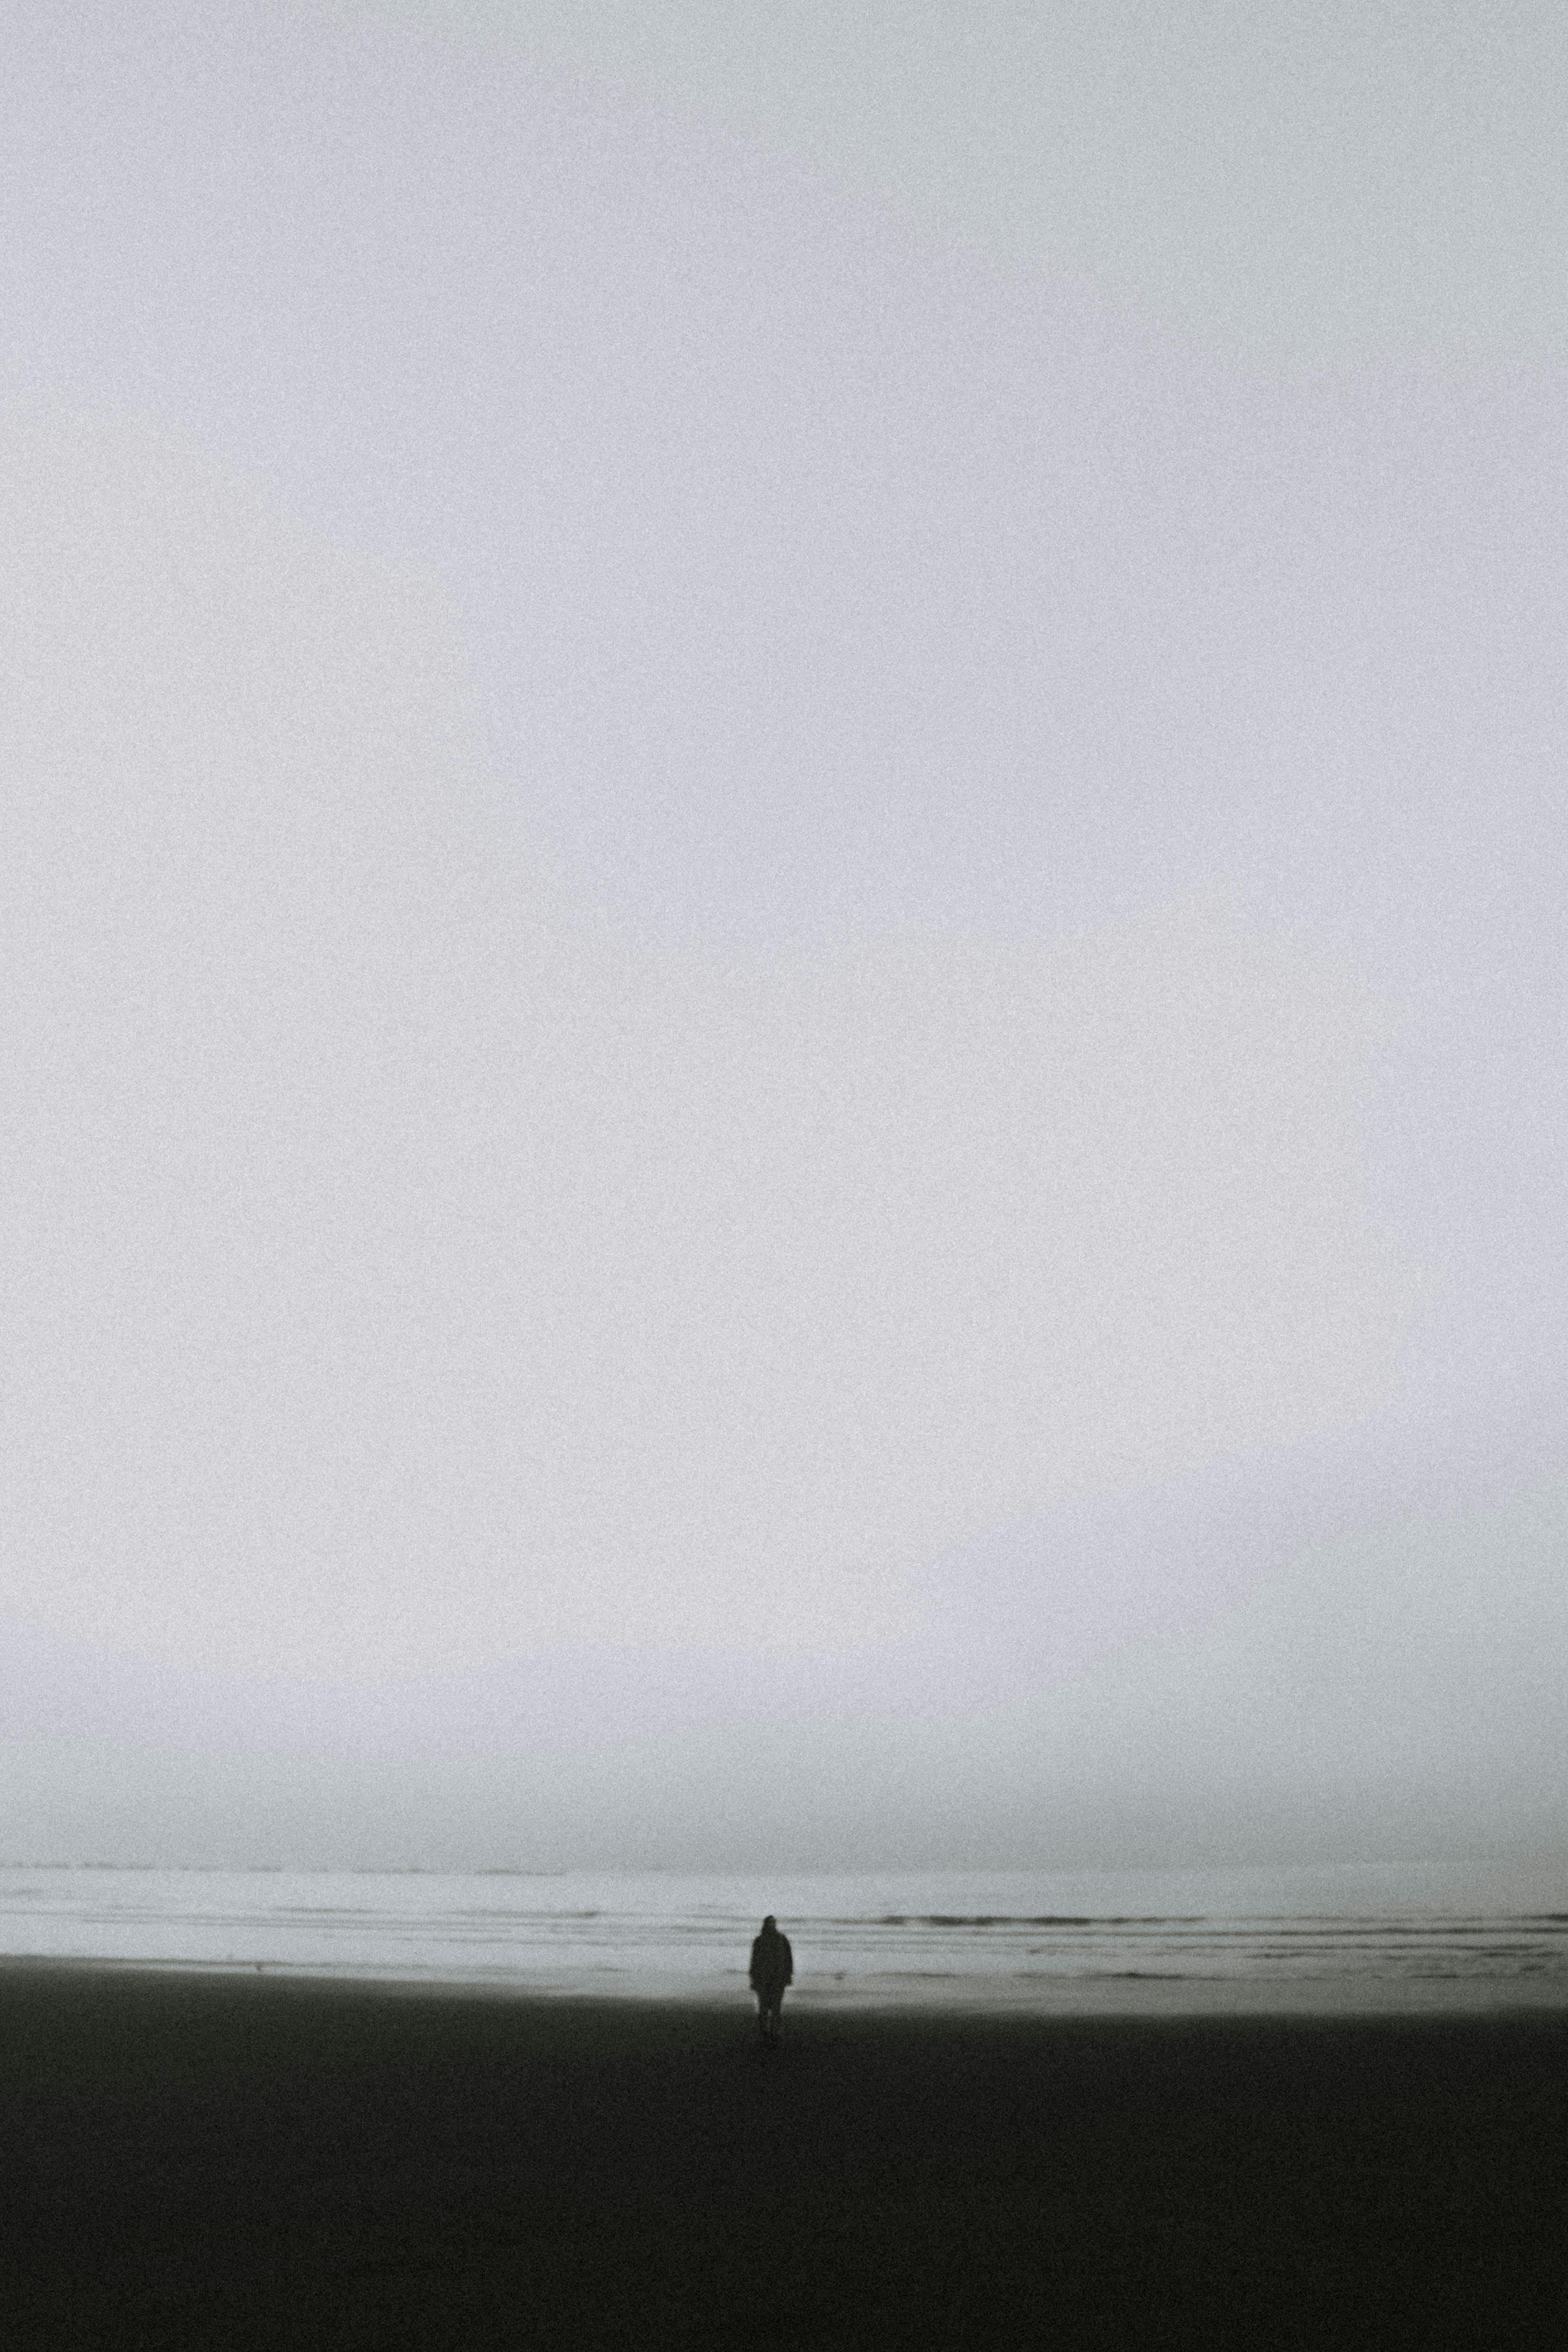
[2,1860,1566,2013]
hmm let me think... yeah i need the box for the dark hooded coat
[749,1923,793,1996]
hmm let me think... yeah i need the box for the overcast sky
[3,2,1565,1871]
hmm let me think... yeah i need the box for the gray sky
[2,1,1564,1871]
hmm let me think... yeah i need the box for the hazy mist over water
[2,4,1566,1882]
[5,1862,1567,2016]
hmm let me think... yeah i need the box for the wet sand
[4,1965,1564,2348]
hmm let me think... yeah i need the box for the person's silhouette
[749,1914,793,2045]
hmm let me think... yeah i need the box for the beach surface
[4,1965,1564,2349]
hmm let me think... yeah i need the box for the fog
[2,3,1564,1871]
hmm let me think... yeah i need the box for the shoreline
[4,1947,1567,2020]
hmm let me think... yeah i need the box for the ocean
[3,1859,1565,2014]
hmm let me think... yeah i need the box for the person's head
[762,1915,776,1932]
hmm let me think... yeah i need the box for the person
[749,1914,793,2044]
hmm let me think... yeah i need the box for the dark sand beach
[4,1966,1564,2350]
